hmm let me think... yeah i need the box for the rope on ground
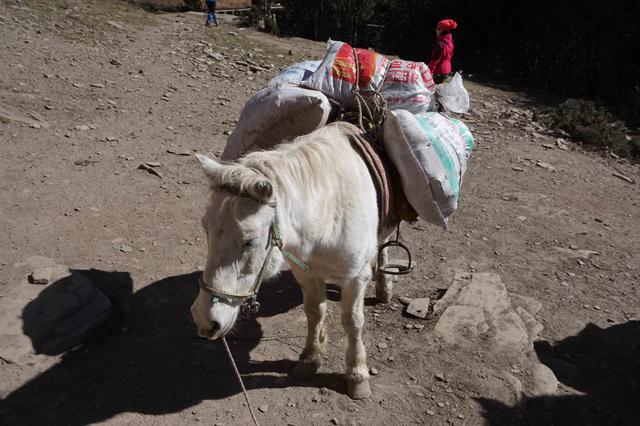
[222,337,260,426]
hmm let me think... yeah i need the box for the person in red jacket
[429,19,457,84]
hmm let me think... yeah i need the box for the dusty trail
[1,1,638,425]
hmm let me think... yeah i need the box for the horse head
[191,154,284,340]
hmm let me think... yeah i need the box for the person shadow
[0,269,347,425]
[475,320,640,425]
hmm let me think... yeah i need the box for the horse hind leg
[375,243,395,303]
[292,276,327,380]
[341,273,372,399]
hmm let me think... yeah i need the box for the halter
[198,201,309,314]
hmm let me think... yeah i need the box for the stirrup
[377,224,414,275]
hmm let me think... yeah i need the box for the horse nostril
[211,321,221,333]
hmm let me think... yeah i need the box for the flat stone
[258,404,269,413]
[433,271,472,315]
[455,273,509,314]
[515,306,543,343]
[434,305,488,344]
[492,311,529,351]
[74,124,90,131]
[530,363,558,396]
[406,297,430,319]
[510,293,542,316]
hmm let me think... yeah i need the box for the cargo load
[221,84,332,160]
[380,59,437,114]
[383,110,474,228]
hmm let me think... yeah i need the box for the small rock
[511,166,525,172]
[227,31,238,36]
[437,402,445,408]
[330,418,339,425]
[119,245,133,253]
[414,324,424,330]
[536,161,556,172]
[369,366,379,376]
[406,297,430,319]
[377,342,388,349]
[426,410,435,416]
[398,296,413,306]
[258,404,269,413]
[29,267,52,285]
[404,324,414,330]
[107,21,125,30]
[435,373,445,382]
[110,59,122,66]
[556,138,569,150]
[74,124,90,131]
[90,83,104,88]
[144,161,161,168]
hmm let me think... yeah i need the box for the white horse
[191,122,398,399]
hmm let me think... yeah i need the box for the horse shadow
[0,269,347,426]
[476,320,640,425]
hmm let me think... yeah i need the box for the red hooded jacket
[429,33,454,75]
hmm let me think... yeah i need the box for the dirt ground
[1,1,639,425]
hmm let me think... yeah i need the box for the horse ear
[249,180,273,204]
[195,154,223,181]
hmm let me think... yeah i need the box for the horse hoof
[348,379,371,399]
[291,361,319,380]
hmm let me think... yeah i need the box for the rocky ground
[0,1,639,425]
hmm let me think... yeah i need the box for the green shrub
[549,99,639,160]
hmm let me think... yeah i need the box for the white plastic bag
[222,85,332,160]
[268,61,321,87]
[380,59,437,114]
[383,110,474,228]
[436,72,470,114]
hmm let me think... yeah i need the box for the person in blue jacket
[205,0,218,27]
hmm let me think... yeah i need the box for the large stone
[434,305,489,344]
[456,273,510,314]
[23,271,111,355]
[530,363,558,396]
[492,311,529,351]
[0,257,111,362]
[510,293,542,316]
[515,306,543,343]
[433,271,472,315]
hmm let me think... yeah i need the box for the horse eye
[242,239,255,248]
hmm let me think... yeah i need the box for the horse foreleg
[375,242,395,303]
[341,273,372,399]
[292,276,327,380]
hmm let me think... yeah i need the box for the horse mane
[236,124,351,199]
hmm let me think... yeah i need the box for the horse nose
[199,320,221,339]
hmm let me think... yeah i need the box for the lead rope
[222,337,260,426]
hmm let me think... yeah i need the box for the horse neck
[245,138,347,248]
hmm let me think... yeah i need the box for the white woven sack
[222,85,332,160]
[380,59,438,114]
[383,110,474,228]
